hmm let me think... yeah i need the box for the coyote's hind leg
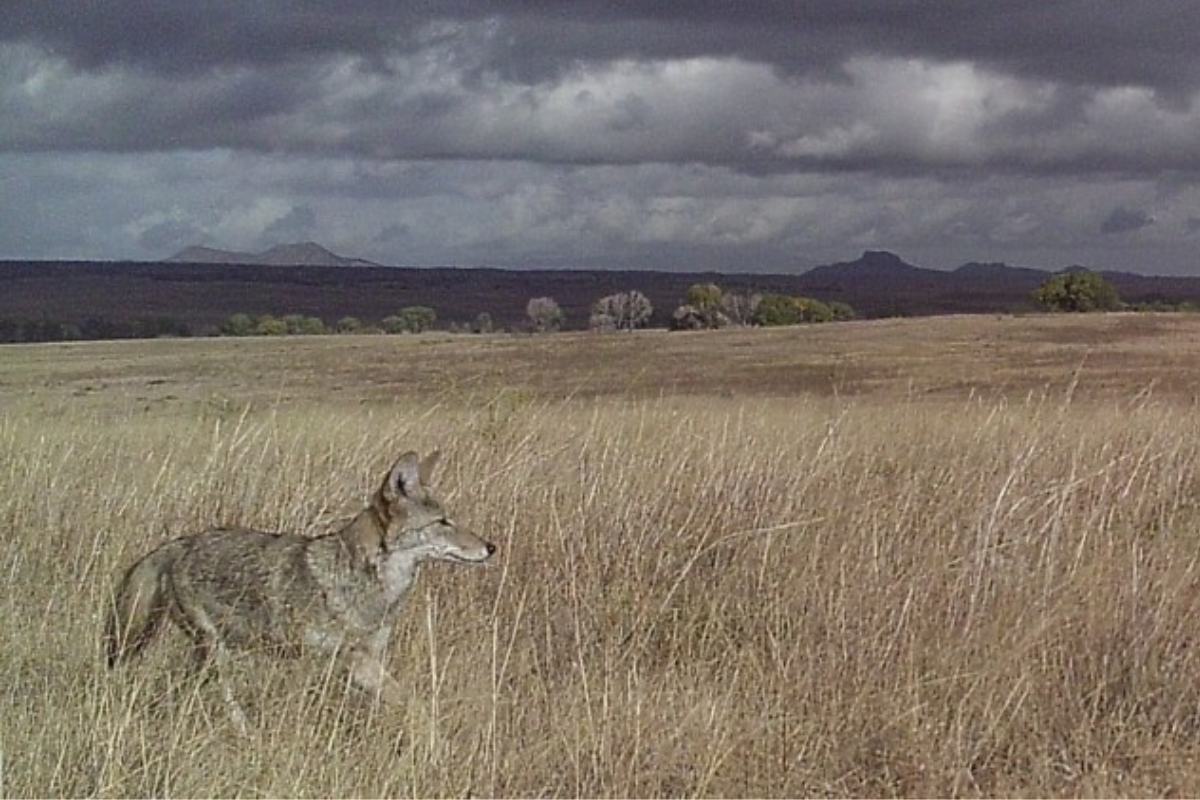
[180,611,251,734]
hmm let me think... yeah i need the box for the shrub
[254,315,288,336]
[220,313,256,337]
[589,312,617,332]
[398,304,436,333]
[670,304,731,331]
[1033,271,1123,312]
[527,296,565,333]
[592,290,653,331]
[671,283,730,330]
[685,283,723,312]
[752,294,846,326]
[719,292,762,326]
[335,316,363,334]
[386,306,438,334]
[753,293,801,326]
[283,314,327,335]
[793,297,833,323]
[828,300,857,321]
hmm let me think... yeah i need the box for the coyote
[104,450,495,732]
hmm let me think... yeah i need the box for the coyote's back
[104,450,495,732]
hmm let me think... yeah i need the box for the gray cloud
[1101,207,1155,235]
[2,2,1200,272]
[10,2,1200,91]
[261,205,319,248]
[4,4,1200,176]
[137,216,205,253]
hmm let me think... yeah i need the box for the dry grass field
[5,313,1200,797]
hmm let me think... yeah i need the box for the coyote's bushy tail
[104,539,185,667]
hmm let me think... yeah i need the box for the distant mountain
[166,242,380,267]
[953,261,1049,280]
[951,261,1056,289]
[792,251,1059,315]
[802,250,932,283]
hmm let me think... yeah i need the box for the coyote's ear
[419,451,441,485]
[384,451,423,501]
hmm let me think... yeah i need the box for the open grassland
[6,313,1200,797]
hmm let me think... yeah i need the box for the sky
[4,1,1200,274]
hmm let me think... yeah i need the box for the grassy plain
[5,313,1200,797]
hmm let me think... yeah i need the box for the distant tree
[221,313,256,337]
[793,297,833,323]
[335,316,363,334]
[671,283,729,330]
[284,314,326,335]
[589,310,617,332]
[827,300,857,321]
[752,294,843,326]
[380,315,406,334]
[753,293,801,326]
[526,296,564,333]
[686,283,723,312]
[254,315,288,336]
[397,305,437,333]
[670,304,720,331]
[1033,271,1123,312]
[719,291,762,326]
[592,290,653,331]
[670,305,701,331]
[471,312,494,334]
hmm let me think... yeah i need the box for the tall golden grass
[5,317,1200,796]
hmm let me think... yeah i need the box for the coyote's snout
[104,450,495,732]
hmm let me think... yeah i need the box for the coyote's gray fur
[104,450,495,731]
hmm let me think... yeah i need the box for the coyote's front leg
[348,627,404,705]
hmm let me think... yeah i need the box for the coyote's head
[367,450,496,565]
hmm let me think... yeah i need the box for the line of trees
[665,283,855,331]
[215,307,500,337]
[0,307,457,344]
[219,307,443,337]
[524,284,856,335]
[9,269,1178,345]
[0,283,858,344]
[0,316,192,344]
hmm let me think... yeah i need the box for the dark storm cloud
[137,216,205,252]
[4,1,414,73]
[262,205,319,246]
[10,2,1200,91]
[6,2,1200,174]
[1101,207,1154,235]
[3,2,1200,272]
